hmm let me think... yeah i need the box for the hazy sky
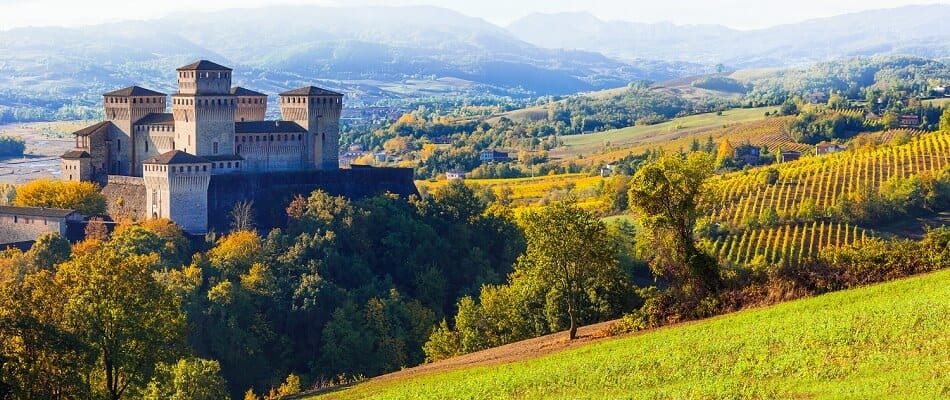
[0,0,946,30]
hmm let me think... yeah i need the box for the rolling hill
[304,268,950,399]
[508,4,950,67]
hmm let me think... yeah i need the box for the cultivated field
[306,269,950,399]
[551,106,776,162]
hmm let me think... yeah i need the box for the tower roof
[143,150,210,165]
[279,86,343,97]
[135,113,175,126]
[61,150,91,159]
[72,121,113,137]
[235,121,307,134]
[230,87,267,97]
[103,86,166,97]
[177,60,232,71]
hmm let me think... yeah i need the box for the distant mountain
[0,5,702,116]
[507,5,950,67]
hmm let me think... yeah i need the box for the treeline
[0,137,25,158]
[743,55,950,106]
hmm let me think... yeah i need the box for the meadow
[552,106,776,161]
[307,269,950,399]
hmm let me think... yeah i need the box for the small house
[734,144,761,165]
[815,142,845,156]
[479,149,510,163]
[899,115,920,127]
[0,206,84,246]
[446,170,466,180]
[779,150,801,163]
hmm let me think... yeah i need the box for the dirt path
[366,320,616,385]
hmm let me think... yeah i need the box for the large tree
[628,153,720,296]
[518,202,623,339]
[57,248,186,400]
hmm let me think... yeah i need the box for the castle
[61,60,346,234]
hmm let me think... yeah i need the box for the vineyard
[710,222,872,266]
[710,130,950,229]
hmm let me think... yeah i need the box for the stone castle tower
[279,87,343,169]
[172,60,236,159]
[103,87,167,175]
[142,152,211,234]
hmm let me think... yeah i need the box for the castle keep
[62,60,370,234]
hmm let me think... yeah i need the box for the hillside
[305,269,950,399]
[508,5,950,67]
[0,5,703,121]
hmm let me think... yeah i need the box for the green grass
[553,107,774,159]
[308,269,950,399]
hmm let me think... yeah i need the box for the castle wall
[101,176,147,221]
[235,98,266,122]
[236,133,308,172]
[207,167,417,232]
[134,125,175,176]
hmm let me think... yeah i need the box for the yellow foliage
[13,179,106,215]
[208,230,262,276]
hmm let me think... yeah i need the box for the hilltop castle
[61,60,357,234]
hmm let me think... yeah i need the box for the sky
[0,0,946,31]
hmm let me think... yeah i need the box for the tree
[628,153,719,296]
[57,248,186,400]
[85,217,110,241]
[939,107,950,132]
[715,139,734,167]
[26,232,71,271]
[518,202,621,339]
[14,179,106,215]
[230,200,257,231]
[144,358,229,400]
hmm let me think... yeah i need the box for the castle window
[298,134,302,140]
[187,166,192,172]
[145,140,149,152]
[236,162,240,168]
[203,165,207,171]
[117,139,121,152]
[227,162,232,168]
[213,142,218,154]
[13,216,17,223]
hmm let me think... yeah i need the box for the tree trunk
[567,301,577,340]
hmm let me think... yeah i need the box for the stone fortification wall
[207,167,417,232]
[101,175,147,221]
[237,138,308,172]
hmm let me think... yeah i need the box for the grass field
[307,269,950,399]
[552,106,776,162]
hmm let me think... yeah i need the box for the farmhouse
[0,206,84,247]
[480,149,510,163]
[815,142,845,156]
[899,115,920,127]
[779,150,802,163]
